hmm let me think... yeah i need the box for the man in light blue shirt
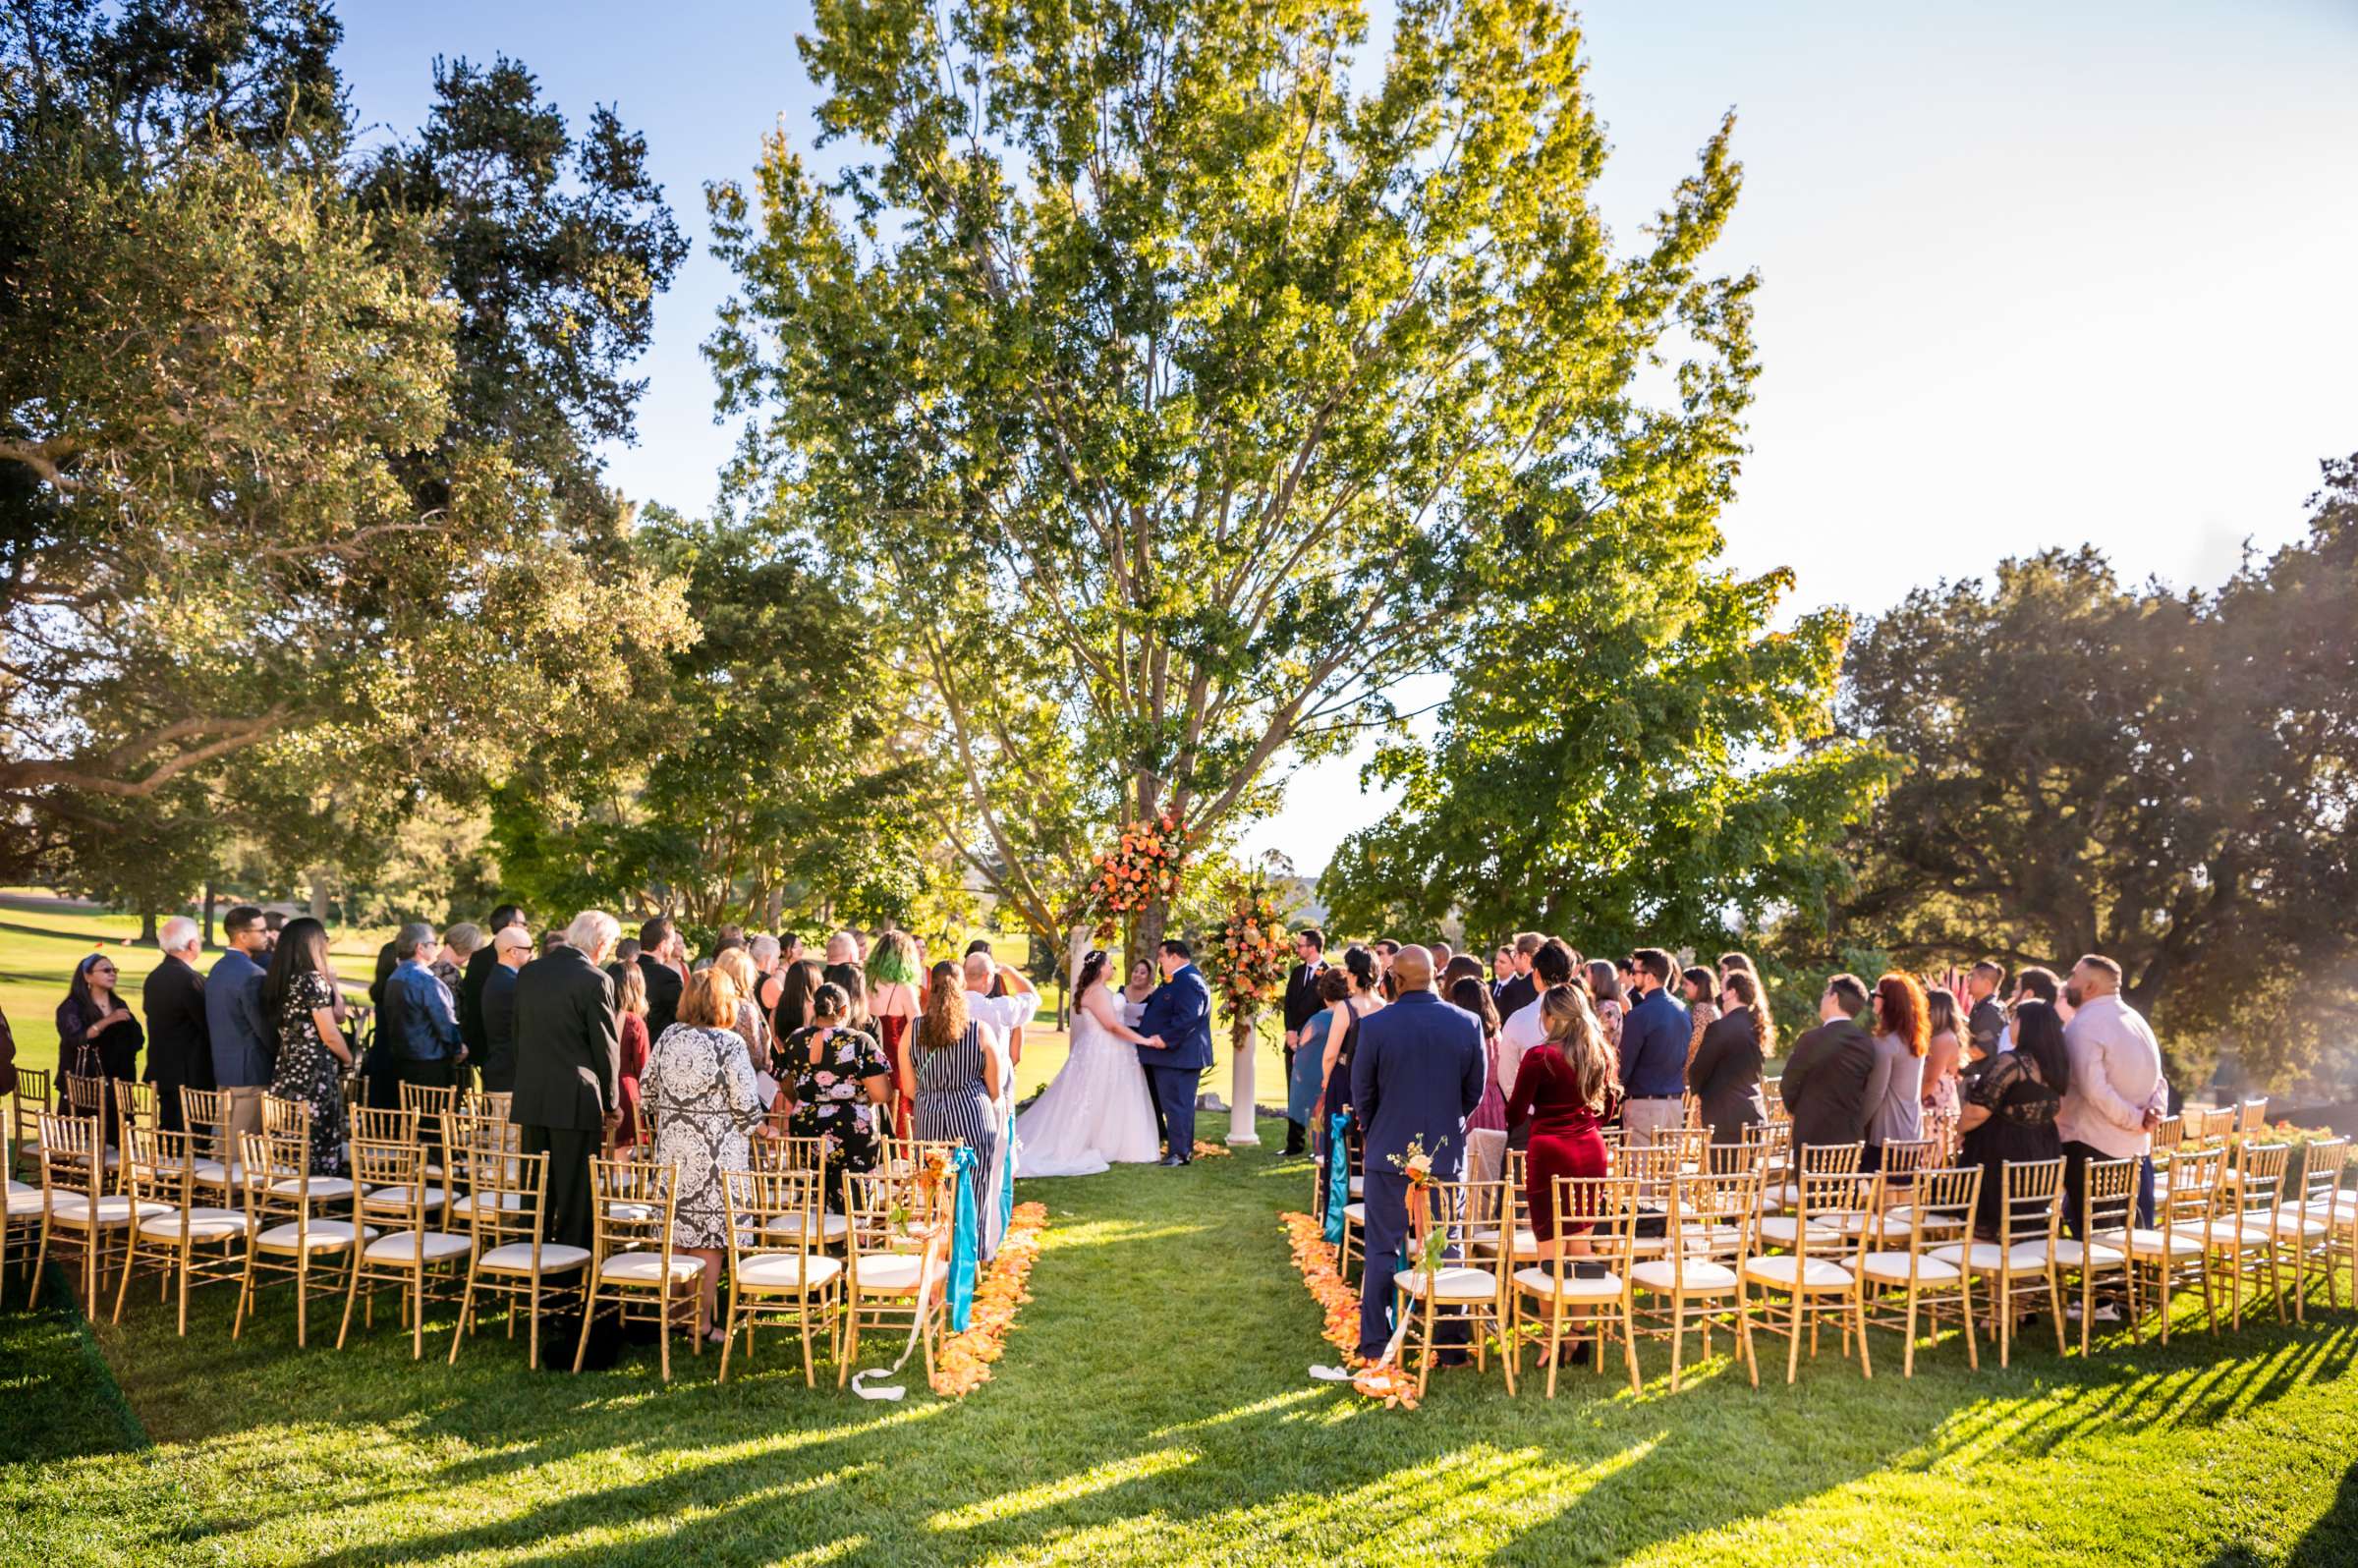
[1618,947,1692,1150]
[382,923,466,1099]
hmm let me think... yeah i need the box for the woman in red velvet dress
[866,931,923,1139]
[613,960,652,1148]
[1501,984,1619,1256]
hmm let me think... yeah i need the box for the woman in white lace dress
[1014,949,1160,1177]
[643,968,767,1341]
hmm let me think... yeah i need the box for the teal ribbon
[998,1117,1017,1239]
[1321,1111,1351,1243]
[947,1145,980,1332]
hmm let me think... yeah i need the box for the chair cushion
[1396,1264,1497,1302]
[1860,1250,1961,1284]
[254,1219,375,1253]
[268,1176,357,1201]
[1468,1226,1544,1260]
[362,1229,472,1263]
[50,1195,173,1227]
[735,1252,846,1291]
[2050,1237,2126,1267]
[2273,1210,2330,1240]
[1348,1176,1364,1198]
[848,1253,946,1293]
[447,1192,527,1221]
[2120,1226,2204,1260]
[761,1211,850,1244]
[1929,1240,2049,1273]
[1741,1254,1855,1289]
[477,1241,590,1274]
[1756,1215,1843,1249]
[1630,1259,1740,1292]
[5,1186,44,1218]
[2174,1218,2274,1250]
[360,1185,449,1213]
[1512,1264,1624,1300]
[1341,1202,1365,1223]
[188,1158,239,1186]
[139,1205,250,1242]
[599,1251,706,1283]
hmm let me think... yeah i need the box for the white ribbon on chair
[849,1227,945,1402]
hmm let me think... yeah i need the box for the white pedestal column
[1227,1012,1261,1145]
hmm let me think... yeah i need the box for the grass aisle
[4,1126,2358,1565]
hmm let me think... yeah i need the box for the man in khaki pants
[205,905,275,1148]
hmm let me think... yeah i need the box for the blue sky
[342,0,2358,875]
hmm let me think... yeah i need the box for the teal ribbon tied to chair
[1321,1111,1352,1244]
[947,1145,981,1332]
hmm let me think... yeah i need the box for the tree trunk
[139,908,159,945]
[1132,897,1169,978]
[308,872,329,922]
[202,881,216,949]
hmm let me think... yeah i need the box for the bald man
[1348,944,1486,1361]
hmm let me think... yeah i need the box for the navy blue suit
[1138,963,1213,1156]
[1350,989,1486,1357]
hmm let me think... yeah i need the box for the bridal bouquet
[1088,810,1191,917]
[1203,878,1292,1011]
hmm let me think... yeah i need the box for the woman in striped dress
[900,961,1002,1254]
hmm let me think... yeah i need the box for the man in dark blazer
[1279,926,1328,1156]
[477,924,532,1093]
[1350,945,1486,1362]
[1778,973,1883,1154]
[141,916,212,1132]
[622,916,684,1039]
[1137,939,1214,1165]
[1492,932,1543,1023]
[510,911,623,1249]
[460,903,527,1075]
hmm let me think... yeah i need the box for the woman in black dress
[56,953,142,1144]
[778,981,891,1209]
[1958,998,2069,1235]
[1319,946,1383,1179]
[263,918,356,1175]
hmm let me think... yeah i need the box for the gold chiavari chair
[349,1104,420,1146]
[1632,1167,1758,1390]
[175,1086,243,1206]
[1706,1141,1764,1178]
[260,1095,362,1210]
[1510,1174,1642,1399]
[2299,1139,2358,1313]
[1932,1156,2065,1368]
[1392,1175,1516,1399]
[235,1130,374,1347]
[10,1066,53,1182]
[578,1157,702,1379]
[2191,1141,2288,1331]
[1468,1148,1543,1271]
[839,1160,956,1388]
[2060,1156,2139,1354]
[2275,1137,2345,1319]
[112,1126,250,1332]
[2128,1143,2221,1343]
[721,1167,844,1385]
[31,1112,165,1311]
[1766,1141,1864,1215]
[443,1111,526,1226]
[1859,1165,1983,1377]
[2234,1097,2271,1138]
[397,1082,461,1173]
[447,1147,582,1368]
[61,1075,115,1181]
[1740,1168,1876,1384]
[338,1137,472,1359]
[111,1077,158,1151]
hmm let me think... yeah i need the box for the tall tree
[1319,475,1891,951]
[705,0,1758,958]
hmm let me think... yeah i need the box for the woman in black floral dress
[262,918,356,1176]
[777,982,891,1210]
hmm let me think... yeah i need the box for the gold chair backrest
[62,1074,106,1119]
[36,1112,104,1202]
[589,1156,677,1260]
[261,1094,311,1141]
[121,1124,196,1213]
[725,1166,823,1265]
[1668,1170,1757,1274]
[398,1082,460,1121]
[2151,1114,2184,1153]
[1540,1174,1639,1278]
[458,1146,548,1252]
[1795,1170,1879,1262]
[1797,1142,1865,1176]
[1996,1157,2065,1248]
[2082,1156,2139,1237]
[2230,1142,2289,1218]
[2297,1138,2350,1213]
[351,1105,421,1147]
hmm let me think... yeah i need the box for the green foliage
[706,0,1765,950]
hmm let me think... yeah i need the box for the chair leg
[801,1295,818,1389]
[110,1231,137,1324]
[1737,1282,1759,1389]
[1903,1287,1920,1379]
[574,1283,596,1372]
[1852,1291,1872,1378]
[1784,1290,1803,1384]
[1668,1299,1685,1392]
[335,1260,361,1350]
[1544,1298,1564,1400]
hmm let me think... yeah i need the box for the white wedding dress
[1014,988,1160,1177]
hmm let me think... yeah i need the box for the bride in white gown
[1015,949,1161,1177]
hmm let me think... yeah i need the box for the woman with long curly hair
[1864,971,1931,1173]
[902,960,1006,1257]
[1503,985,1619,1259]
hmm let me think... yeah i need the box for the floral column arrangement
[1202,877,1292,1146]
[1087,810,1192,954]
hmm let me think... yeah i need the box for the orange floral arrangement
[1279,1210,1420,1409]
[1202,878,1293,1012]
[1088,810,1191,918]
[929,1201,1047,1398]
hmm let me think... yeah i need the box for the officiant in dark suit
[1279,927,1327,1156]
[1350,945,1486,1362]
[510,911,622,1250]
[1137,938,1214,1165]
[141,916,212,1132]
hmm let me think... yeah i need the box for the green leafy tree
[1319,474,1893,952]
[705,0,1757,962]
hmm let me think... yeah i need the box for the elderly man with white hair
[963,947,1042,1256]
[511,910,624,1250]
[141,914,212,1133]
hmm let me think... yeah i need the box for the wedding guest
[477,924,533,1093]
[57,951,141,1143]
[1440,953,1485,992]
[461,905,528,1079]
[2011,966,2062,1026]
[781,932,807,970]
[965,949,1043,1240]
[1373,938,1401,973]
[1449,976,1511,1196]
[769,957,826,1047]
[1865,972,1930,1172]
[1432,941,1454,973]
[1502,985,1615,1260]
[434,924,480,993]
[780,981,890,1209]
[1965,959,2008,1057]
[1495,932,1543,1021]
[905,962,1003,1251]
[1681,966,1719,1073]
[867,931,923,1138]
[205,906,274,1144]
[1689,970,1770,1148]
[1779,974,1881,1155]
[1281,927,1328,1156]
[1717,951,1758,985]
[1960,998,2069,1234]
[1617,948,1690,1150]
[1498,938,1577,1097]
[511,911,623,1250]
[1585,959,1625,1049]
[748,932,782,1004]
[261,918,353,1174]
[380,922,467,1105]
[259,911,284,956]
[1350,946,1485,1362]
[1921,989,1966,1158]
[1293,969,1349,1151]
[1319,946,1384,1159]
[823,929,862,994]
[630,917,686,1037]
[2059,953,2166,1235]
[0,1003,15,1096]
[1490,944,1516,998]
[612,961,651,1148]
[141,917,211,1133]
[1123,958,1156,1010]
[643,966,766,1341]
[538,929,566,958]
[712,946,771,1073]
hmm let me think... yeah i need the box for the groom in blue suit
[1138,938,1214,1166]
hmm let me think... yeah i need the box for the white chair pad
[848,1253,946,1293]
[1930,1240,2052,1272]
[6,1187,45,1218]
[1631,1259,1740,1292]
[1341,1202,1365,1223]
[2273,1211,2329,1240]
[1860,1250,1961,1284]
[599,1251,705,1283]
[1397,1265,1497,1302]
[761,1211,851,1243]
[362,1229,472,1263]
[139,1206,250,1242]
[189,1158,239,1185]
[269,1176,357,1201]
[477,1242,590,1274]
[1741,1255,1854,1290]
[2050,1238,2126,1267]
[2120,1226,2204,1260]
[1348,1176,1364,1198]
[1512,1264,1624,1300]
[447,1193,528,1220]
[2173,1218,2274,1250]
[1757,1215,1843,1248]
[51,1195,173,1227]
[254,1219,375,1253]
[604,1201,658,1223]
[1468,1226,1544,1260]
[736,1252,846,1291]
[360,1185,449,1213]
